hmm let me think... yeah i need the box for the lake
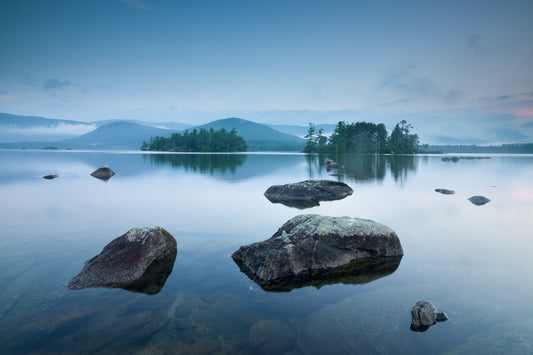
[1,150,532,354]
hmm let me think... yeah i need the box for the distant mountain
[92,119,193,131]
[61,122,177,150]
[0,122,176,150]
[0,112,96,142]
[268,124,336,138]
[193,118,305,151]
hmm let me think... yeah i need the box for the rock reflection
[234,256,402,292]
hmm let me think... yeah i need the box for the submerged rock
[232,215,403,291]
[249,320,295,354]
[435,188,455,195]
[264,180,353,209]
[90,165,115,181]
[468,195,491,206]
[68,227,177,294]
[410,300,448,332]
[43,174,58,180]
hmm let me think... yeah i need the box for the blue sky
[1,0,532,143]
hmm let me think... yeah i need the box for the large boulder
[232,215,403,291]
[410,300,448,332]
[264,180,353,208]
[90,165,115,181]
[68,227,177,294]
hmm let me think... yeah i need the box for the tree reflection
[146,153,247,175]
[306,154,419,184]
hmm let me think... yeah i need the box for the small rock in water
[435,188,455,195]
[43,174,58,180]
[91,165,115,181]
[264,180,353,209]
[410,300,448,332]
[468,195,491,206]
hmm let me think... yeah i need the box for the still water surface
[1,150,532,354]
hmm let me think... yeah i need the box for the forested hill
[192,118,305,151]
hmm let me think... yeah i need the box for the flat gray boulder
[468,195,490,206]
[264,180,353,208]
[91,165,115,180]
[232,215,403,290]
[410,300,448,332]
[68,227,177,294]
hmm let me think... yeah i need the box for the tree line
[141,128,248,152]
[304,120,420,154]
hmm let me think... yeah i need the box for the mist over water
[1,150,532,354]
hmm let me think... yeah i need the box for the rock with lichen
[232,215,403,289]
[68,227,177,294]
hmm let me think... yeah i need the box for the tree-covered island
[141,128,248,152]
[304,120,420,154]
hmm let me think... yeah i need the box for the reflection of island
[307,154,419,184]
[234,256,402,292]
[147,153,247,175]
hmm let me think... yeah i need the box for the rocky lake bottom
[1,150,532,354]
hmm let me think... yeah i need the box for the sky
[1,0,533,144]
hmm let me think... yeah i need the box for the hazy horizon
[1,0,532,144]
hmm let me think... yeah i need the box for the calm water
[1,150,532,354]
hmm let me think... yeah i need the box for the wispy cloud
[4,123,97,136]
[465,34,490,55]
[444,88,465,103]
[120,0,152,10]
[379,98,410,106]
[477,91,533,102]
[379,65,438,97]
[43,78,73,91]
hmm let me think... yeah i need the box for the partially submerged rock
[68,227,177,295]
[468,195,491,206]
[91,165,115,181]
[410,300,448,332]
[264,180,353,209]
[232,215,403,291]
[43,174,58,180]
[435,188,455,195]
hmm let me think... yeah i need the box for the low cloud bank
[3,122,97,137]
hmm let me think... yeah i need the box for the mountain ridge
[0,113,305,151]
